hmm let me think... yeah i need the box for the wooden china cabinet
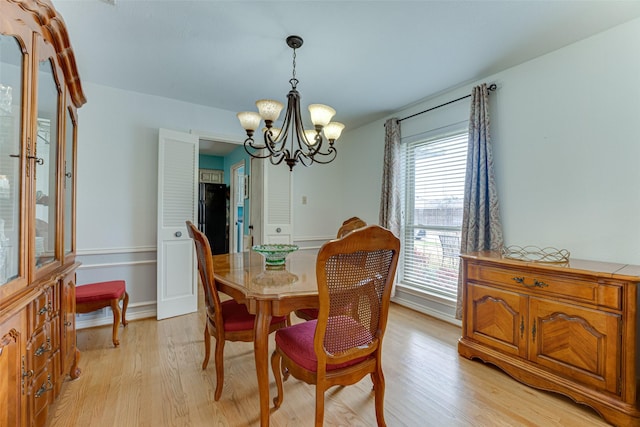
[458,251,640,427]
[0,0,85,426]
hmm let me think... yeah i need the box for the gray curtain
[380,118,401,237]
[380,118,401,296]
[455,84,504,319]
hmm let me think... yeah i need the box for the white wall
[339,17,640,322]
[492,17,640,264]
[292,157,345,247]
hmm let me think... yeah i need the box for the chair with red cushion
[294,217,369,323]
[271,225,400,426]
[186,221,288,401]
[75,280,129,347]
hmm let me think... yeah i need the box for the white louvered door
[262,160,292,244]
[249,157,293,245]
[157,129,199,319]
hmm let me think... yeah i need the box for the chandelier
[237,35,344,171]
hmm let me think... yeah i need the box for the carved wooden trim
[7,0,86,107]
[0,328,20,357]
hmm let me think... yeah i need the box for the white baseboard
[391,295,462,327]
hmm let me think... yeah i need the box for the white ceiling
[53,0,640,156]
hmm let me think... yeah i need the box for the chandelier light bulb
[237,111,261,131]
[323,122,345,142]
[256,99,284,123]
[304,129,318,146]
[308,104,336,127]
[268,127,282,140]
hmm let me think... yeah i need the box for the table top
[211,248,320,300]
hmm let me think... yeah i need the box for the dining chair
[438,234,460,267]
[336,216,367,238]
[295,216,369,322]
[271,225,400,426]
[186,221,289,401]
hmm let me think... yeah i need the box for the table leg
[254,302,272,427]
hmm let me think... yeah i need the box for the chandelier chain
[290,47,298,89]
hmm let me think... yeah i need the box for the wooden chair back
[187,220,288,401]
[336,216,367,238]
[186,221,223,326]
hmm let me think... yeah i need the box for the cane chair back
[295,216,369,322]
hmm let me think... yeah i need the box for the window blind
[400,131,467,299]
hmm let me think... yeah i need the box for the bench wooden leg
[110,298,122,347]
[121,292,129,326]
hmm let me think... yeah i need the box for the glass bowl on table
[252,244,299,267]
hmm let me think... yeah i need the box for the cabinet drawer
[29,367,53,416]
[467,264,622,310]
[29,292,51,332]
[27,324,52,374]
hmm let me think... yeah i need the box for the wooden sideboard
[458,251,640,427]
[0,0,86,425]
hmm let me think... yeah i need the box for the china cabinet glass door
[0,34,23,286]
[63,109,74,256]
[34,58,60,268]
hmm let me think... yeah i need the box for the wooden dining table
[211,248,320,427]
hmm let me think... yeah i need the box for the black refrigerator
[198,183,228,254]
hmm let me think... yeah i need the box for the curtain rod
[398,83,497,123]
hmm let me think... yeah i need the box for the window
[400,128,467,300]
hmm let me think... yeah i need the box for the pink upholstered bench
[76,280,129,346]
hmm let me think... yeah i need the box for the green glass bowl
[252,244,299,266]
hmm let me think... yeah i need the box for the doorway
[230,161,245,253]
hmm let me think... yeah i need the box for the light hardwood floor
[48,299,610,426]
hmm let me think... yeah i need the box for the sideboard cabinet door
[529,297,620,394]
[466,283,528,359]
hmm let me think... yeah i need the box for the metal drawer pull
[533,279,548,288]
[35,338,52,357]
[511,277,549,288]
[34,374,53,398]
